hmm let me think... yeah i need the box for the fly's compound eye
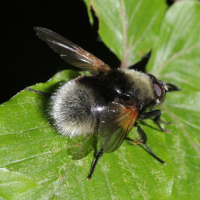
[153,81,165,103]
[148,73,165,103]
[153,82,163,98]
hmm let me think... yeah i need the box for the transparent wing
[34,27,110,74]
[99,102,139,153]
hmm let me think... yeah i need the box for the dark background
[1,0,121,104]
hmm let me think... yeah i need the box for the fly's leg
[87,149,104,180]
[153,112,172,133]
[138,110,172,133]
[134,122,166,165]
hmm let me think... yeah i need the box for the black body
[76,70,155,109]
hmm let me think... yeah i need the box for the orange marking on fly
[119,105,139,131]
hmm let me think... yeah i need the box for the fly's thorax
[75,75,116,107]
[122,69,157,108]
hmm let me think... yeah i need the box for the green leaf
[83,0,94,24]
[147,0,200,92]
[147,1,200,199]
[162,92,200,200]
[0,70,81,199]
[0,70,173,199]
[84,0,167,68]
[0,168,38,199]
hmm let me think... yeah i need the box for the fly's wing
[99,102,139,153]
[34,27,110,74]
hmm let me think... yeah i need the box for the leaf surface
[0,70,173,199]
[147,1,200,199]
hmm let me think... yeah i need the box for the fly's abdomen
[49,80,97,137]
